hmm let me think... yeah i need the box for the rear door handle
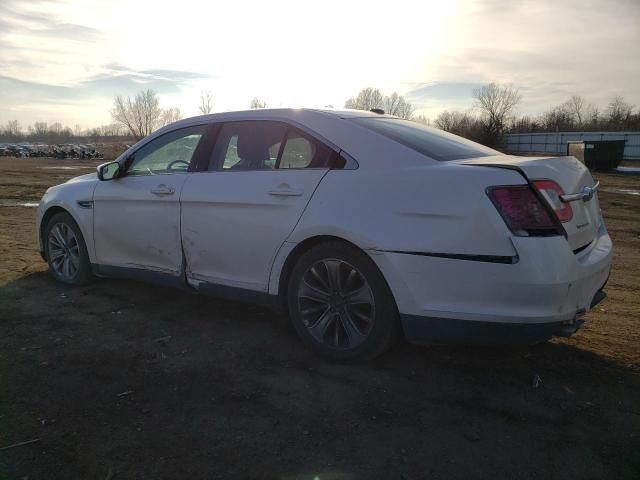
[150,184,175,196]
[267,189,303,197]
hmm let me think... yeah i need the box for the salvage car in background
[36,109,612,359]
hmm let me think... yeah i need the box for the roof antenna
[370,108,385,115]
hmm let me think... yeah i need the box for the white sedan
[36,109,612,359]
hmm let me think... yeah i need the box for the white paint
[93,174,189,274]
[181,169,329,291]
[458,155,601,250]
[37,108,614,328]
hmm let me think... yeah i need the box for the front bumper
[370,224,612,345]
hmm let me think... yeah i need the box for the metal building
[504,131,640,161]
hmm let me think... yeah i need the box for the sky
[0,0,638,129]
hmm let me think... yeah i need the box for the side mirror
[97,161,121,181]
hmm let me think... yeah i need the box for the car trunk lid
[456,155,600,250]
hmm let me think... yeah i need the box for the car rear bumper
[400,287,606,345]
[370,223,612,344]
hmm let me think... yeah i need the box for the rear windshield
[352,117,501,161]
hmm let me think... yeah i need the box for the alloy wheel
[48,222,80,281]
[297,259,375,350]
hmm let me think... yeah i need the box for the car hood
[65,172,98,184]
[44,171,98,197]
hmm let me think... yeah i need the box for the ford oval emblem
[581,186,594,201]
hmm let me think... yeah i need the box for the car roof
[166,107,394,129]
[308,108,395,119]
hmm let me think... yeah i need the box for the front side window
[351,117,501,161]
[209,121,336,171]
[126,125,206,176]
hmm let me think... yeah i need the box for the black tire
[287,241,398,360]
[44,212,92,285]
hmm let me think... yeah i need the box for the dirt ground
[0,157,639,479]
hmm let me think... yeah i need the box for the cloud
[0,1,102,39]
[0,65,212,126]
[399,82,485,118]
[405,82,483,108]
[32,22,102,40]
[0,65,212,100]
[0,1,214,125]
[0,0,105,86]
[406,0,640,118]
[0,0,638,125]
[101,64,211,83]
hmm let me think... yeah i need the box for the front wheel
[44,212,92,285]
[287,241,398,360]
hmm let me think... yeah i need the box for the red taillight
[487,185,560,235]
[531,179,573,222]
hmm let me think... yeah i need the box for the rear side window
[210,121,286,171]
[278,129,334,169]
[352,117,500,161]
[209,121,336,171]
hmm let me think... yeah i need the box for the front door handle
[268,189,303,197]
[150,184,175,196]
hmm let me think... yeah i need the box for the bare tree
[5,120,22,137]
[606,96,633,129]
[473,83,522,145]
[384,92,401,115]
[585,106,600,129]
[30,122,48,136]
[159,107,183,127]
[384,92,414,119]
[508,115,539,133]
[103,123,126,137]
[565,95,589,127]
[434,111,456,131]
[435,111,474,135]
[250,97,267,109]
[86,123,129,140]
[50,122,63,136]
[345,88,415,118]
[413,115,430,126]
[199,90,213,115]
[344,87,384,111]
[540,104,574,132]
[111,89,162,140]
[397,101,415,120]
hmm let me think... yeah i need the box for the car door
[181,120,337,292]
[93,125,208,276]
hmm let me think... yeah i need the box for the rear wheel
[287,241,398,360]
[44,212,92,285]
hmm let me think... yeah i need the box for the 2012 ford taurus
[36,108,612,359]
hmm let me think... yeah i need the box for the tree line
[3,85,637,146]
[344,85,640,148]
[0,90,273,143]
[505,95,639,133]
[0,119,133,143]
[111,90,271,139]
[432,89,639,147]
